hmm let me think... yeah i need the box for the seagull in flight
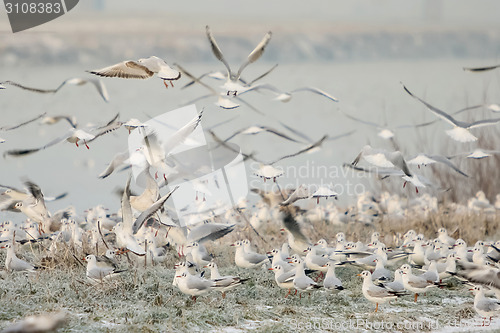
[403,84,500,142]
[88,56,181,88]
[206,25,272,96]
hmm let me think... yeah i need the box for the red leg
[170,81,174,88]
[75,142,79,147]
[403,181,407,188]
[84,140,89,149]
[163,81,169,89]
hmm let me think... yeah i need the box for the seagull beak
[356,274,361,277]
[268,268,274,271]
[230,243,235,247]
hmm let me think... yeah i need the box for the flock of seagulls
[1,25,500,330]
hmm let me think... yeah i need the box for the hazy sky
[75,0,500,26]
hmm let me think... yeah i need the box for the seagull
[206,25,272,96]
[352,145,412,177]
[1,243,38,273]
[204,261,248,298]
[4,113,122,157]
[403,84,500,142]
[0,78,109,101]
[175,272,215,302]
[449,149,500,160]
[174,63,242,109]
[231,240,269,269]
[268,135,328,165]
[470,285,500,326]
[88,56,181,88]
[0,113,46,132]
[40,115,78,128]
[84,254,125,282]
[186,242,212,267]
[340,109,397,140]
[282,211,311,254]
[400,263,438,302]
[54,77,109,102]
[310,185,338,204]
[289,257,320,298]
[0,311,67,333]
[463,64,500,72]
[323,261,344,292]
[182,63,278,90]
[253,164,284,182]
[222,125,302,144]
[358,271,400,312]
[407,153,468,177]
[268,264,297,298]
[377,269,406,293]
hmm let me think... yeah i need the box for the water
[1,58,498,217]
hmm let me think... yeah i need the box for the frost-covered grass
[1,226,498,333]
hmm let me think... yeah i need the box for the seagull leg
[416,187,419,194]
[203,194,206,202]
[222,292,226,299]
[317,198,320,204]
[75,142,79,147]
[414,293,418,302]
[284,289,291,298]
[163,80,169,89]
[375,303,379,312]
[170,81,174,88]
[403,181,407,188]
[84,140,90,149]
[155,171,158,179]
[294,289,298,296]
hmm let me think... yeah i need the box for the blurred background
[0,0,499,215]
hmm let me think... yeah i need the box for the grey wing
[205,26,232,76]
[187,277,213,291]
[174,63,217,95]
[244,251,268,265]
[0,80,56,93]
[389,151,412,177]
[283,212,309,244]
[121,176,134,229]
[402,84,459,127]
[187,223,235,244]
[467,118,500,129]
[261,126,303,143]
[326,130,356,142]
[463,64,500,72]
[459,266,500,290]
[477,298,500,312]
[132,186,178,234]
[279,121,313,143]
[98,151,129,179]
[236,31,272,78]
[0,112,46,131]
[341,110,381,128]
[162,110,204,155]
[290,86,339,102]
[247,63,278,86]
[270,135,327,164]
[4,130,72,157]
[429,155,468,177]
[367,286,392,298]
[88,61,154,79]
[277,271,296,284]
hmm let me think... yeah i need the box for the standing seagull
[88,56,181,88]
[206,25,272,96]
[403,84,500,142]
[358,271,400,312]
[470,285,500,326]
[1,244,37,273]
